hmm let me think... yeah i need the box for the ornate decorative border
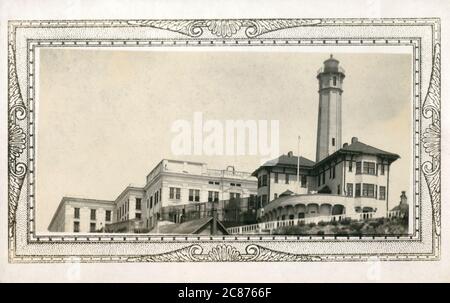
[127,244,322,262]
[127,19,322,38]
[7,18,441,262]
[422,43,441,236]
[7,42,27,240]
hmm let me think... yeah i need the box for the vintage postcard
[1,0,449,282]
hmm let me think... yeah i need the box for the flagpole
[297,136,300,189]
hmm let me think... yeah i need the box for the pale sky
[36,48,412,232]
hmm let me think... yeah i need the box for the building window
[73,221,80,233]
[136,213,141,219]
[379,186,386,200]
[285,174,290,184]
[257,176,261,188]
[363,162,376,175]
[362,183,375,197]
[74,207,80,219]
[262,194,268,206]
[90,223,96,232]
[318,175,321,186]
[301,175,307,188]
[274,193,278,200]
[230,192,241,200]
[105,210,111,222]
[337,184,341,195]
[333,76,337,86]
[356,162,362,174]
[90,209,96,220]
[149,196,153,209]
[329,167,332,178]
[208,191,219,202]
[188,189,200,202]
[136,198,142,210]
[262,175,268,186]
[355,184,361,197]
[346,183,353,197]
[380,164,385,175]
[248,195,257,209]
[321,172,325,184]
[332,137,335,146]
[169,187,181,200]
[274,172,279,183]
[349,161,353,172]
[194,190,200,202]
[332,166,336,179]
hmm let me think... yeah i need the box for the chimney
[400,191,407,205]
[343,143,348,148]
[351,137,358,144]
[287,151,293,157]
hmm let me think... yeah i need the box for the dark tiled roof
[340,141,400,158]
[314,140,400,168]
[254,154,314,171]
[252,154,315,176]
[252,139,399,175]
[279,189,294,197]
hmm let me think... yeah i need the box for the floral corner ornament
[127,244,321,262]
[128,19,322,38]
[422,43,441,236]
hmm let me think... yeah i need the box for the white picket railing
[227,212,376,235]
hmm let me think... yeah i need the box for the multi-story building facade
[254,55,400,222]
[48,197,115,233]
[252,152,315,209]
[48,54,402,233]
[142,159,257,230]
[48,160,257,233]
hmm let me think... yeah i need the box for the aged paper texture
[0,0,449,282]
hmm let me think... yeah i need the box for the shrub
[336,230,348,236]
[330,220,339,226]
[318,221,327,227]
[349,223,362,234]
[349,229,363,236]
[369,219,384,228]
[273,225,309,235]
[308,222,316,228]
[331,227,341,234]
[340,218,352,225]
[317,230,325,235]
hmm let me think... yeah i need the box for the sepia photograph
[4,11,441,268]
[2,0,449,287]
[40,49,412,237]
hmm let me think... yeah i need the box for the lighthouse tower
[315,55,345,162]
